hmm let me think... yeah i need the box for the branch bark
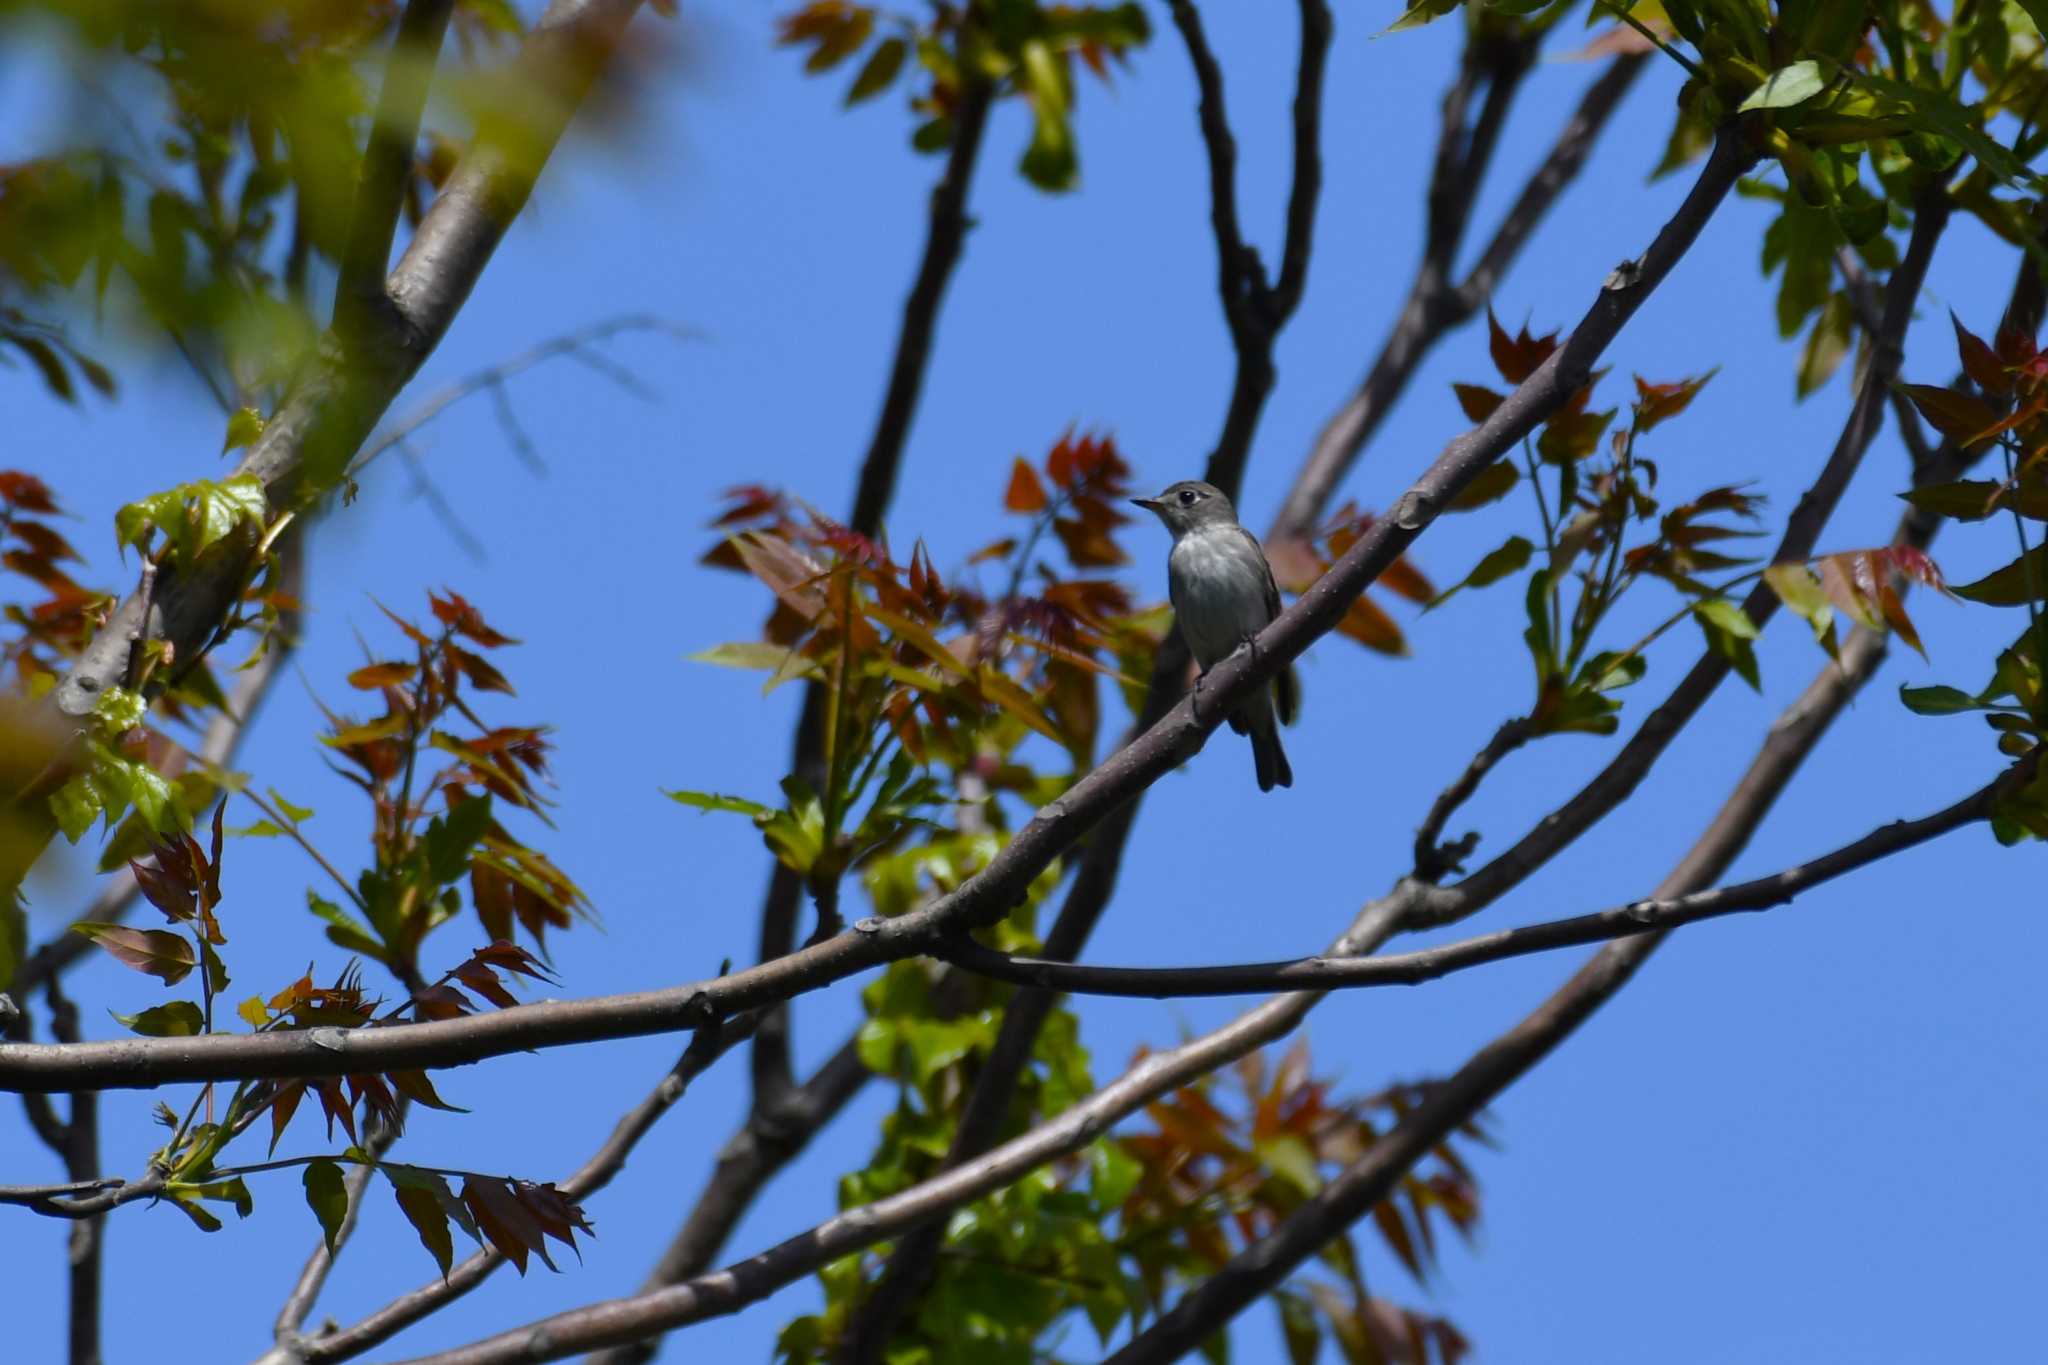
[333,0,459,340]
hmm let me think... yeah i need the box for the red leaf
[1900,384,2001,446]
[0,470,58,512]
[1334,595,1406,655]
[1451,383,1503,424]
[1004,458,1047,513]
[1632,370,1715,432]
[1487,309,1557,385]
[1953,312,2010,395]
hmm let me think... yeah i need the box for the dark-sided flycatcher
[1133,480,1299,791]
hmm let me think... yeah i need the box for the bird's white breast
[1170,526,1273,666]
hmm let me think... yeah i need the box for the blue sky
[6,3,2046,1362]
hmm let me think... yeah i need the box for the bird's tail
[1249,713,1292,792]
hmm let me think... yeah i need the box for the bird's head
[1132,480,1236,537]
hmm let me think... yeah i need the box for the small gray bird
[1133,480,1300,791]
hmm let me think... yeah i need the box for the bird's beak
[1130,497,1162,511]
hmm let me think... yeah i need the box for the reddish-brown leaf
[1953,312,2010,395]
[9,518,78,562]
[348,661,417,690]
[269,1082,306,1157]
[1451,383,1503,424]
[1487,309,1558,385]
[1901,384,2002,446]
[1334,595,1406,655]
[448,646,515,696]
[388,1069,467,1113]
[1632,370,1715,432]
[0,470,58,512]
[70,924,194,984]
[1004,457,1047,514]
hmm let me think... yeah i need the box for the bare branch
[1412,714,1535,880]
[1273,51,1646,542]
[845,79,994,539]
[931,784,1998,997]
[334,0,459,339]
[1168,0,1334,497]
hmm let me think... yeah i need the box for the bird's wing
[1235,525,1284,625]
[1238,526,1301,726]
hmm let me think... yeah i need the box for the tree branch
[52,0,648,725]
[1106,195,2020,1363]
[1429,184,1952,928]
[929,783,1999,998]
[844,79,994,540]
[1167,0,1333,498]
[270,1102,411,1348]
[1272,50,1646,542]
[2,123,1746,1098]
[334,0,459,341]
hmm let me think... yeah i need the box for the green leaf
[49,774,101,843]
[269,788,315,824]
[1276,1289,1322,1365]
[1898,683,1999,715]
[304,1159,350,1256]
[110,1001,204,1036]
[391,1183,455,1278]
[1952,546,2048,606]
[1740,60,1826,112]
[688,642,807,674]
[663,789,773,818]
[222,406,265,453]
[424,796,492,886]
[846,36,906,104]
[236,995,270,1029]
[1575,650,1647,693]
[1428,535,1533,609]
[115,476,267,562]
[1382,0,1460,32]
[1797,293,1853,398]
[1856,74,2033,187]
[1763,562,1838,657]
[1087,1139,1141,1211]
[306,891,385,961]
[178,1175,253,1219]
[1692,598,1762,690]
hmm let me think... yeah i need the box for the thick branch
[53,0,646,723]
[1272,51,1646,542]
[2,125,1745,1096]
[334,0,459,339]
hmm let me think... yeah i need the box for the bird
[1132,480,1299,791]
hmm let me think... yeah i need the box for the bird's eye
[1178,489,1198,506]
